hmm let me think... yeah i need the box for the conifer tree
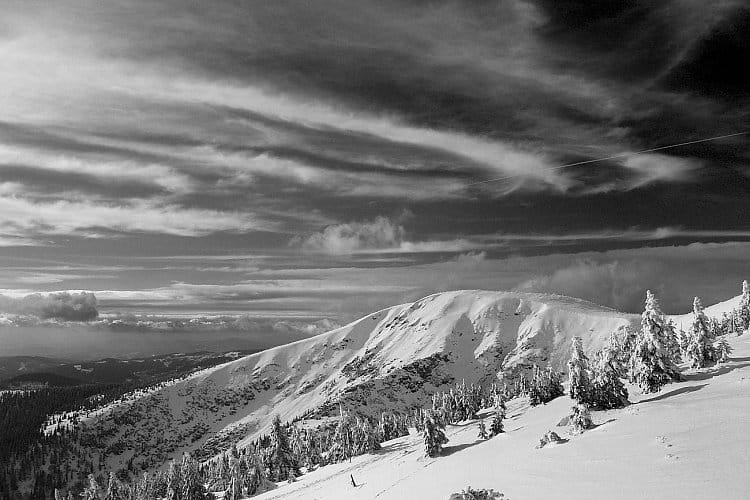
[166,460,183,500]
[568,337,594,406]
[714,337,732,363]
[489,406,504,437]
[328,408,353,463]
[225,455,242,500]
[569,404,593,434]
[740,280,750,331]
[268,415,299,482]
[629,290,681,393]
[591,347,629,409]
[82,474,102,500]
[477,419,488,440]
[180,453,204,500]
[422,410,448,458]
[244,451,269,496]
[685,297,717,368]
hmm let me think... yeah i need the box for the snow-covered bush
[448,485,504,499]
[536,430,564,449]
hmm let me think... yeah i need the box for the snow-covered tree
[569,404,593,434]
[528,365,564,406]
[714,337,732,363]
[82,474,102,500]
[244,451,270,496]
[740,280,750,331]
[489,405,504,437]
[422,410,448,458]
[591,347,629,409]
[328,409,354,463]
[685,297,717,368]
[568,337,594,406]
[268,415,299,481]
[225,455,242,500]
[477,418,488,440]
[629,290,681,393]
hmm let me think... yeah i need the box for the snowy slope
[253,332,750,500]
[671,294,742,332]
[65,290,637,474]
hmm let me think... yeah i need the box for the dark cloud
[0,292,98,321]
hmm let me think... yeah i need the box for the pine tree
[591,347,629,409]
[568,337,594,406]
[685,297,717,368]
[225,455,242,500]
[328,409,353,463]
[714,337,732,363]
[629,290,681,393]
[268,415,299,481]
[477,419,488,440]
[180,453,204,500]
[422,410,448,458]
[489,406,504,437]
[740,280,750,331]
[569,404,593,434]
[244,451,269,496]
[82,474,102,500]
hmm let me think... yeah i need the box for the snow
[75,290,639,474]
[253,332,750,500]
[66,289,748,494]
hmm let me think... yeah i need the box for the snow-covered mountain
[253,332,750,500]
[65,290,642,475]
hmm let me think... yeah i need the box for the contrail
[467,130,748,186]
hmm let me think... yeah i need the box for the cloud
[0,291,98,321]
[0,195,272,238]
[620,153,702,189]
[515,260,661,312]
[295,217,405,254]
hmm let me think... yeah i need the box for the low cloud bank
[0,291,98,321]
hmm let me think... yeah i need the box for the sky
[1,0,749,357]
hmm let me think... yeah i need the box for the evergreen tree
[569,404,593,434]
[629,290,681,393]
[685,297,717,368]
[82,474,102,500]
[328,409,353,463]
[268,415,299,482]
[568,337,594,406]
[591,347,629,409]
[422,411,448,458]
[225,455,242,500]
[166,460,183,500]
[180,453,204,500]
[740,280,750,331]
[489,406,504,437]
[714,337,732,363]
[244,451,269,497]
[477,419,488,440]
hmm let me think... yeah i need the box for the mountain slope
[65,290,638,474]
[253,332,750,500]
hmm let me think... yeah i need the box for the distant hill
[0,350,258,388]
